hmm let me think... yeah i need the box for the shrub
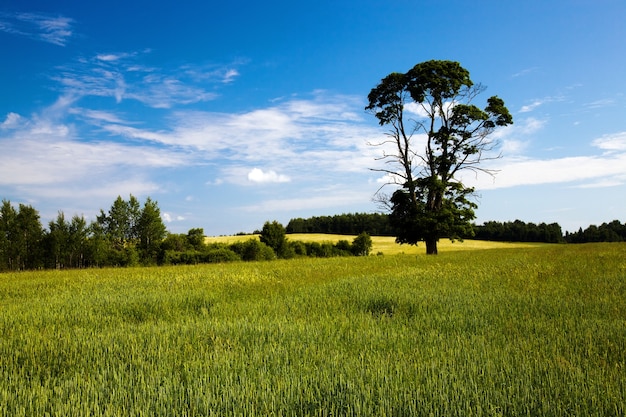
[230,239,276,261]
[202,247,240,263]
[352,232,372,256]
[289,240,307,257]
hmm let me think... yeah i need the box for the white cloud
[1,112,23,129]
[247,168,290,184]
[573,178,626,189]
[162,212,186,223]
[96,52,136,62]
[464,152,626,190]
[89,93,378,183]
[0,107,193,196]
[54,51,228,108]
[222,69,239,83]
[519,100,544,113]
[585,99,615,109]
[71,108,129,124]
[512,67,539,78]
[592,131,626,152]
[518,96,563,114]
[0,12,74,46]
[403,102,428,118]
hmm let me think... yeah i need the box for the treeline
[286,214,565,243]
[0,196,167,271]
[286,213,394,236]
[564,220,626,243]
[473,220,564,243]
[286,214,626,244]
[0,198,373,272]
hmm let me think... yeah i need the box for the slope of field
[0,243,624,416]
[206,233,542,255]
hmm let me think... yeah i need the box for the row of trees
[564,220,626,243]
[286,214,566,243]
[0,196,167,271]
[473,220,564,243]
[0,198,374,272]
[286,213,393,236]
[286,214,626,245]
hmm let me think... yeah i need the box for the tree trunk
[425,238,438,255]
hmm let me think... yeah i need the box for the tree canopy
[366,60,513,254]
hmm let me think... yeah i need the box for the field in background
[206,233,543,255]
[1,243,624,415]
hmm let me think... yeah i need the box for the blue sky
[1,0,625,235]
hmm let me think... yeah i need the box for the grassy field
[206,233,543,255]
[0,243,624,416]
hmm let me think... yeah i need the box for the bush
[230,239,276,261]
[352,232,372,256]
[305,242,342,258]
[203,247,240,263]
[289,240,307,257]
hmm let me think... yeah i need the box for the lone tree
[366,60,512,254]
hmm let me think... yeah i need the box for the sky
[1,0,625,235]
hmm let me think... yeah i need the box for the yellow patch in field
[205,233,543,255]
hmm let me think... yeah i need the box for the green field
[1,242,624,416]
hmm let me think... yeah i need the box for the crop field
[0,242,624,416]
[206,234,542,255]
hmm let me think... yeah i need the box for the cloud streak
[0,12,74,46]
[53,51,239,108]
[461,131,626,190]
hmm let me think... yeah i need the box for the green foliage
[303,241,353,257]
[389,183,476,247]
[160,233,190,252]
[288,240,308,257]
[0,244,624,415]
[351,232,373,256]
[137,197,167,265]
[230,238,276,261]
[186,228,206,250]
[0,200,44,270]
[161,246,241,265]
[286,212,393,235]
[259,220,290,258]
[475,220,564,243]
[565,219,626,243]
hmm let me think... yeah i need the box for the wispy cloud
[518,95,564,113]
[0,12,74,46]
[0,112,23,129]
[222,69,239,83]
[88,92,380,181]
[592,131,626,152]
[53,51,237,108]
[0,85,379,211]
[512,67,539,78]
[463,135,626,190]
[585,98,616,109]
[519,100,544,113]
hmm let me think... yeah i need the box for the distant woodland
[1,197,624,272]
[288,214,626,244]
